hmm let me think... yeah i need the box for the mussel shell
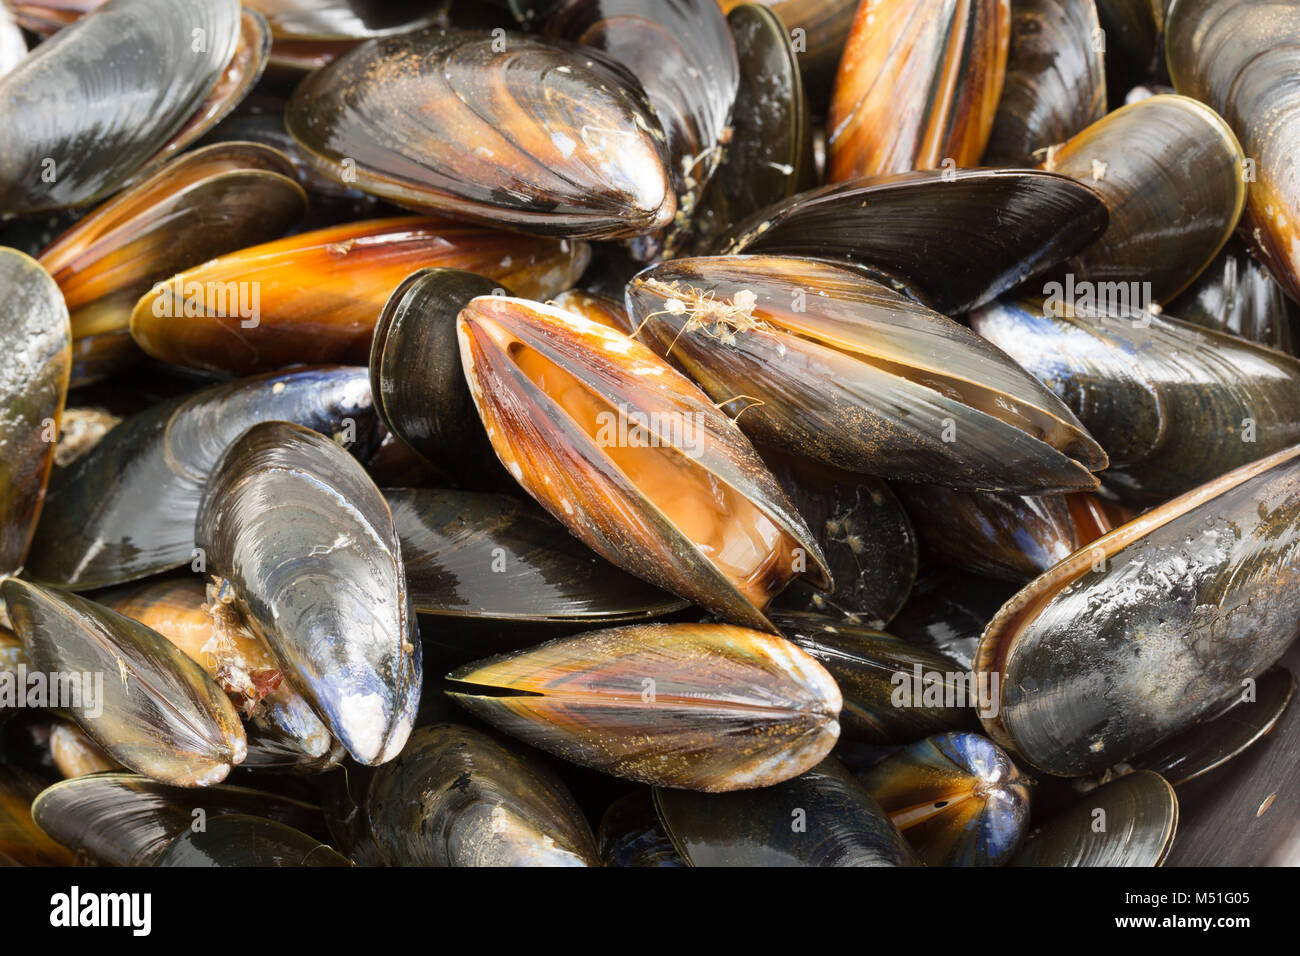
[653,756,915,866]
[30,771,324,866]
[767,455,916,628]
[247,0,450,40]
[1129,666,1294,787]
[365,723,597,866]
[896,486,1115,582]
[971,296,1300,502]
[597,790,685,867]
[690,3,813,253]
[196,421,421,766]
[1012,771,1177,866]
[857,731,1029,866]
[718,0,856,110]
[369,267,510,485]
[770,611,977,743]
[0,766,75,865]
[983,0,1106,165]
[625,255,1105,492]
[130,216,589,376]
[1093,0,1162,99]
[26,366,377,590]
[446,622,842,792]
[537,0,738,256]
[457,294,830,631]
[156,813,351,866]
[48,720,119,777]
[0,248,69,577]
[0,0,243,213]
[38,142,307,386]
[387,488,685,624]
[828,0,1010,181]
[3,579,247,787]
[285,29,674,238]
[1042,94,1245,303]
[1167,236,1297,353]
[976,444,1300,777]
[715,168,1109,315]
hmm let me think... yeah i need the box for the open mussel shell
[829,0,1009,181]
[130,216,588,376]
[446,622,842,791]
[0,0,243,213]
[3,580,247,786]
[387,488,684,625]
[365,723,597,866]
[97,577,336,764]
[767,455,916,628]
[626,256,1106,492]
[0,766,75,865]
[896,486,1117,582]
[286,29,674,239]
[0,248,69,577]
[369,267,510,485]
[27,366,376,590]
[1042,94,1245,303]
[1168,236,1298,353]
[653,756,915,866]
[983,0,1106,165]
[1013,771,1177,866]
[30,771,324,866]
[770,611,977,743]
[971,296,1300,503]
[715,168,1109,315]
[197,421,421,766]
[689,3,813,253]
[37,142,306,386]
[535,0,738,257]
[857,732,1029,866]
[598,790,685,866]
[1129,666,1294,787]
[458,294,830,631]
[156,813,351,867]
[976,445,1300,778]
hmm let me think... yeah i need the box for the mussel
[365,723,598,866]
[976,444,1300,777]
[129,217,588,376]
[196,421,421,766]
[155,814,351,867]
[457,294,830,631]
[626,255,1107,491]
[286,29,675,238]
[3,579,247,787]
[0,248,69,578]
[446,622,842,791]
[1168,236,1298,353]
[27,366,377,590]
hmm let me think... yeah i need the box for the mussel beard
[458,296,830,631]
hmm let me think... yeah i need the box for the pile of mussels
[1,0,1298,868]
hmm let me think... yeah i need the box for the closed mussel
[626,255,1106,492]
[286,29,674,238]
[976,445,1300,777]
[653,756,915,865]
[2,579,246,786]
[365,723,597,866]
[446,622,842,791]
[857,731,1030,866]
[0,248,69,577]
[972,296,1300,502]
[457,294,830,631]
[196,422,421,766]
[130,217,588,376]
[829,0,1009,181]
[26,366,377,590]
